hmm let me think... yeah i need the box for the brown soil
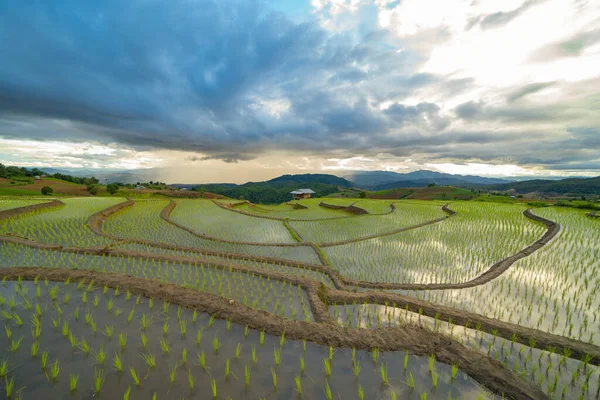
[0,267,549,400]
[0,199,64,221]
[318,201,369,215]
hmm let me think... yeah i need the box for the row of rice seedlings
[0,243,314,320]
[170,199,297,243]
[330,302,600,399]
[1,278,495,399]
[0,197,122,247]
[290,201,446,244]
[400,207,600,343]
[323,202,545,284]
[233,198,351,220]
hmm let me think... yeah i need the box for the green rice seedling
[12,314,23,327]
[113,353,124,372]
[243,363,251,387]
[140,352,156,369]
[41,351,48,370]
[353,360,361,378]
[296,376,302,396]
[210,377,217,399]
[280,331,286,347]
[123,386,131,400]
[303,339,306,353]
[181,348,188,365]
[273,348,281,366]
[208,315,215,327]
[103,285,108,295]
[212,336,220,353]
[323,358,331,377]
[168,363,177,387]
[235,343,242,359]
[10,337,23,353]
[162,320,170,336]
[35,303,42,317]
[159,337,170,354]
[130,367,141,387]
[428,354,435,373]
[406,372,415,389]
[197,351,207,370]
[127,308,135,323]
[104,325,114,339]
[50,359,60,381]
[68,332,77,350]
[404,352,409,370]
[179,319,187,338]
[78,337,90,355]
[324,381,333,400]
[244,325,249,337]
[271,368,277,390]
[5,376,15,398]
[260,331,265,346]
[300,357,305,374]
[380,363,389,384]
[225,358,231,380]
[94,368,105,394]
[81,292,87,304]
[252,345,257,364]
[63,292,71,304]
[141,313,150,330]
[125,290,131,301]
[196,329,203,347]
[432,371,438,388]
[94,345,106,366]
[187,368,195,390]
[93,295,99,308]
[61,320,70,338]
[140,332,148,350]
[192,309,197,324]
[4,325,11,341]
[69,373,79,392]
[163,300,169,314]
[358,384,364,400]
[0,359,7,377]
[329,345,333,360]
[226,319,231,331]
[371,348,379,363]
[74,307,79,321]
[30,341,39,358]
[119,333,127,350]
[451,362,459,381]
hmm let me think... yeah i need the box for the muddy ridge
[319,201,369,215]
[0,267,548,400]
[0,199,64,221]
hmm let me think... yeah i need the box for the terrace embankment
[319,201,369,215]
[0,199,64,221]
[0,266,549,400]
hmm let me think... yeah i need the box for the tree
[106,184,119,195]
[41,186,53,195]
[428,183,436,187]
[359,191,367,198]
[86,184,99,195]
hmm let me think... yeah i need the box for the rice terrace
[0,192,598,400]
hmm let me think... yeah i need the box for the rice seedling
[358,384,364,400]
[323,358,331,378]
[211,377,217,399]
[0,359,7,378]
[235,343,242,359]
[5,376,15,398]
[140,332,148,350]
[300,356,305,374]
[273,348,281,366]
[69,373,79,392]
[93,344,106,366]
[406,372,415,389]
[225,358,231,380]
[187,368,195,390]
[41,351,48,370]
[252,345,258,364]
[324,381,333,400]
[197,351,207,370]
[271,367,277,390]
[93,368,105,394]
[123,386,131,400]
[50,359,60,381]
[10,337,23,352]
[104,324,114,339]
[168,363,178,387]
[113,353,124,372]
[245,363,251,387]
[380,362,388,384]
[159,337,170,354]
[353,360,361,378]
[130,367,141,387]
[212,336,220,353]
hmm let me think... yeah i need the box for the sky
[0,0,599,183]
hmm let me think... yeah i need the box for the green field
[0,196,598,399]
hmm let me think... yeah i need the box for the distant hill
[267,174,353,187]
[484,176,600,195]
[192,174,349,203]
[342,170,511,189]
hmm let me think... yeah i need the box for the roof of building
[290,188,315,194]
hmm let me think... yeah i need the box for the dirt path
[0,267,549,400]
